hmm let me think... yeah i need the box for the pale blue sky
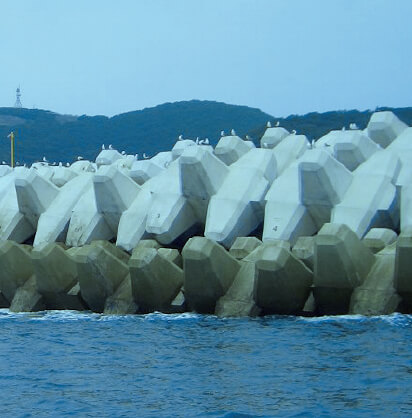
[1,0,411,117]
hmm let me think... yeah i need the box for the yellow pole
[9,131,15,168]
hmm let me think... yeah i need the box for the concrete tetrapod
[129,246,183,313]
[205,149,274,247]
[362,228,397,254]
[366,111,408,148]
[272,134,308,175]
[31,243,86,310]
[229,236,262,260]
[260,126,289,149]
[350,243,400,315]
[0,241,34,306]
[313,223,376,315]
[253,243,313,315]
[182,237,241,313]
[72,241,130,312]
[292,236,315,270]
[214,135,253,165]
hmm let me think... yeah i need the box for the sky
[1,0,411,117]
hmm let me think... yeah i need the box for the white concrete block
[260,127,289,149]
[367,111,408,148]
[273,134,308,175]
[95,149,123,167]
[214,136,251,165]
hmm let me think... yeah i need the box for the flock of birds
[1,120,361,167]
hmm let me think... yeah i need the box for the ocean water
[1,310,411,417]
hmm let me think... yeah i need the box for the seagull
[59,162,63,167]
[220,130,225,137]
[199,139,204,145]
[1,161,5,165]
[121,151,126,155]
[77,156,84,160]
[245,135,251,141]
[275,121,280,127]
[108,144,113,150]
[342,126,346,131]
[195,137,200,145]
[42,156,47,163]
[262,142,268,148]
[292,130,297,135]
[66,163,70,167]
[349,123,359,130]
[204,138,209,145]
[102,144,105,150]
[178,134,183,141]
[231,129,236,136]
[143,153,150,159]
[266,121,272,128]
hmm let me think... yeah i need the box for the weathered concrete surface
[314,223,375,315]
[0,241,34,305]
[31,243,86,310]
[367,111,408,148]
[129,247,183,313]
[171,139,196,160]
[229,236,262,260]
[350,243,400,315]
[214,135,252,165]
[363,228,397,254]
[104,275,137,314]
[158,248,182,268]
[95,149,123,167]
[394,227,412,310]
[253,244,313,315]
[182,237,241,313]
[272,134,308,175]
[9,275,45,313]
[292,236,315,270]
[72,241,129,312]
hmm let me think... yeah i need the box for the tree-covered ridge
[0,101,411,165]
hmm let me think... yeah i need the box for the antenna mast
[14,86,22,108]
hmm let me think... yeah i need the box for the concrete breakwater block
[104,275,137,315]
[314,223,375,315]
[205,149,273,247]
[367,111,408,148]
[260,126,289,149]
[350,243,400,315]
[253,243,313,315]
[182,237,241,313]
[95,149,123,167]
[214,135,252,165]
[362,228,397,254]
[129,247,183,313]
[9,275,45,313]
[72,241,130,312]
[93,165,141,233]
[171,139,196,160]
[50,164,78,187]
[299,149,353,229]
[33,173,94,247]
[32,243,85,310]
[292,236,315,270]
[0,240,34,305]
[229,236,262,260]
[272,134,308,175]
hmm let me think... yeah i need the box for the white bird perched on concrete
[204,138,209,145]
[77,156,84,161]
[275,121,280,127]
[59,162,63,167]
[231,129,236,136]
[178,134,184,141]
[245,135,251,141]
[292,130,297,135]
[342,126,346,131]
[195,137,200,145]
[262,142,268,149]
[1,161,6,165]
[121,150,126,155]
[102,144,105,150]
[198,139,204,145]
[42,156,47,163]
[266,121,272,128]
[349,123,358,130]
[220,130,225,137]
[66,163,70,167]
[108,144,113,150]
[135,154,139,160]
[143,153,150,159]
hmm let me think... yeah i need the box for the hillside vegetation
[0,100,411,165]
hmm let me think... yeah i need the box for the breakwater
[1,110,412,316]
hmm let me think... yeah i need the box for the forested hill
[0,100,411,165]
[0,100,273,164]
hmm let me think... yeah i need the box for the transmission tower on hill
[14,86,22,108]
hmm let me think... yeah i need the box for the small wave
[143,311,203,321]
[299,314,366,323]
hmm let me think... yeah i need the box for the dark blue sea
[1,310,411,417]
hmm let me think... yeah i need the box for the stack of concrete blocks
[362,228,397,254]
[394,227,412,311]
